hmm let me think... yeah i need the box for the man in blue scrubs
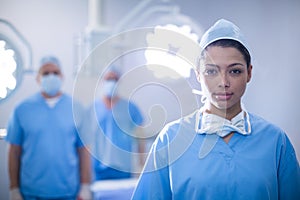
[86,69,144,180]
[6,56,91,200]
[132,19,300,199]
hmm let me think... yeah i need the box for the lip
[214,92,233,101]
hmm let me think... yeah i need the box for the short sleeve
[129,102,144,126]
[73,100,86,148]
[277,134,300,199]
[6,108,23,145]
[78,104,99,150]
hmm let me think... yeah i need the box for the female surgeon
[131,19,300,200]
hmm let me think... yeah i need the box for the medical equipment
[0,19,33,103]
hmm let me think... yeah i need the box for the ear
[36,73,41,84]
[59,74,64,81]
[247,64,253,83]
[195,68,201,83]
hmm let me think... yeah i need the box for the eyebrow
[205,63,245,68]
[41,70,61,74]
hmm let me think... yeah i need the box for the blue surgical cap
[40,55,61,68]
[200,19,250,53]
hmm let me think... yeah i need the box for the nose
[218,72,230,88]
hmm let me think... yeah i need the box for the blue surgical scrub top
[87,99,143,180]
[6,93,84,198]
[132,110,300,200]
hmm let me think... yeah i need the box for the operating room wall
[1,0,300,198]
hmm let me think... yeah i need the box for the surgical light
[0,40,17,99]
[0,19,32,103]
[145,24,200,79]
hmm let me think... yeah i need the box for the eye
[42,71,60,76]
[204,69,218,76]
[42,72,50,76]
[229,69,242,74]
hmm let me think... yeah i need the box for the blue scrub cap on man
[40,55,61,69]
[199,19,250,53]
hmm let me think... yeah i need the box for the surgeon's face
[198,46,252,116]
[37,63,62,82]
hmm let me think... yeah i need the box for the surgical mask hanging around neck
[103,80,117,98]
[41,74,62,97]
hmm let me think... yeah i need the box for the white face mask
[41,74,62,96]
[103,80,117,98]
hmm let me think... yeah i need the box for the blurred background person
[85,68,145,181]
[6,56,91,200]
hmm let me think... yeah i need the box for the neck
[103,96,119,109]
[41,91,62,99]
[203,101,242,120]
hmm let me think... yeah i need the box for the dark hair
[198,39,251,69]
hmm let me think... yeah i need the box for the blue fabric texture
[132,111,300,200]
[6,93,84,198]
[86,99,144,180]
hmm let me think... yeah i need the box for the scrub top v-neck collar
[196,110,249,159]
[215,133,248,159]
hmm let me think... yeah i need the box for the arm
[74,102,91,183]
[129,102,146,168]
[77,147,92,200]
[8,144,22,189]
[78,147,91,184]
[135,127,147,170]
[6,108,24,200]
[278,135,300,199]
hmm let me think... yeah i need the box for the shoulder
[248,112,296,153]
[165,110,198,132]
[155,111,198,145]
[91,100,106,114]
[118,98,143,116]
[14,93,42,111]
[119,98,139,109]
[60,93,73,103]
[85,100,106,119]
[249,112,286,136]
[60,94,84,108]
